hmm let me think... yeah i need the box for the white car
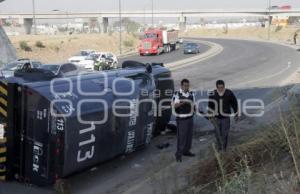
[68,51,118,70]
[68,56,95,70]
[68,50,96,70]
[92,52,118,66]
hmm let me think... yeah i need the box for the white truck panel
[162,30,179,45]
[162,30,168,45]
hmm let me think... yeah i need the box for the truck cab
[139,29,163,56]
[139,28,179,56]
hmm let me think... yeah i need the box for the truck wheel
[140,53,144,56]
[163,45,167,53]
[156,48,160,55]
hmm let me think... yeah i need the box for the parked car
[183,43,201,54]
[0,59,42,78]
[68,50,96,70]
[39,63,82,77]
[92,52,118,65]
[68,56,95,70]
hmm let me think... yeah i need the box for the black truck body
[0,62,174,186]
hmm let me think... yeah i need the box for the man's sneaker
[183,152,196,157]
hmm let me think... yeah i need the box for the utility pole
[151,0,154,27]
[267,0,271,40]
[144,7,146,27]
[32,0,37,35]
[52,10,69,32]
[119,0,122,55]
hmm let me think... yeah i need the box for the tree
[113,18,141,33]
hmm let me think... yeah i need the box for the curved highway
[173,38,300,89]
[172,38,300,112]
[2,38,300,194]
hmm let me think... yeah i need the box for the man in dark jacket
[208,80,238,151]
[173,79,195,162]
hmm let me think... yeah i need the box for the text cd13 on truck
[0,61,174,186]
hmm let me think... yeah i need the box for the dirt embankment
[8,33,139,63]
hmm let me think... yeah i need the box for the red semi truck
[139,28,179,56]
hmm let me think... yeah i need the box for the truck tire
[170,45,173,51]
[163,45,168,53]
[156,49,160,56]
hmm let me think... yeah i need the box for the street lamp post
[151,0,154,27]
[32,0,37,34]
[119,0,122,55]
[52,10,69,32]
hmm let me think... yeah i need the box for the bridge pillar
[23,18,33,35]
[179,15,187,32]
[102,17,109,33]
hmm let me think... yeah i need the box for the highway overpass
[1,9,300,19]
[2,9,300,34]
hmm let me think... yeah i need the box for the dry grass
[182,26,300,43]
[8,33,139,63]
[187,103,300,193]
[190,129,279,187]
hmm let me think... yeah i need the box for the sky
[0,0,300,13]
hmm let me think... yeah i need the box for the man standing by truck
[208,80,239,152]
[172,79,196,162]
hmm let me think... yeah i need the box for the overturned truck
[0,61,174,186]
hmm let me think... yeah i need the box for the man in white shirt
[172,79,195,162]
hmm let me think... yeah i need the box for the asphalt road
[171,38,300,135]
[2,38,300,194]
[173,38,300,90]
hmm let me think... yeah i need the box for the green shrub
[35,41,45,48]
[19,41,32,52]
